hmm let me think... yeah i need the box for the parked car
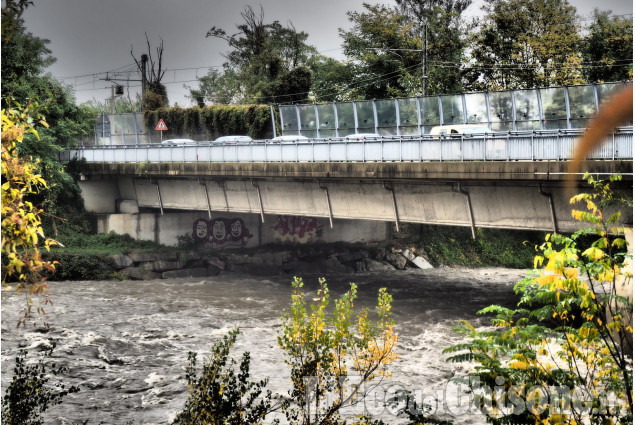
[271,135,309,142]
[344,133,383,142]
[214,135,253,143]
[160,138,197,145]
[429,125,491,136]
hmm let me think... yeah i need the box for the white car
[429,125,492,136]
[271,135,309,142]
[214,135,253,143]
[344,133,382,142]
[160,138,197,145]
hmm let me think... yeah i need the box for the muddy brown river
[1,267,528,424]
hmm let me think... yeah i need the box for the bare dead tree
[131,33,168,109]
[131,33,166,88]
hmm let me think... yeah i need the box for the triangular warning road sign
[155,119,168,131]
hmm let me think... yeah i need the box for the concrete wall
[78,180,120,213]
[96,212,390,247]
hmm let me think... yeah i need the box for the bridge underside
[78,160,633,234]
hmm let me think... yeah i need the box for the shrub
[145,104,272,140]
[395,223,545,268]
[174,328,275,425]
[278,277,399,425]
[42,252,115,281]
[444,174,633,425]
[1,348,79,425]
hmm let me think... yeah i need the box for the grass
[392,223,546,269]
[54,231,168,255]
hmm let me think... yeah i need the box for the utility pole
[141,54,148,95]
[102,55,146,112]
[421,25,427,98]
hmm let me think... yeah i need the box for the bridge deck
[83,160,633,183]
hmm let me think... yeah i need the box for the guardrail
[63,129,633,163]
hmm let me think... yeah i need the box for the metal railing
[64,129,633,164]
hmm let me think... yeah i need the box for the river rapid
[1,267,529,425]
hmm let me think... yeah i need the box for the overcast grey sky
[21,0,633,107]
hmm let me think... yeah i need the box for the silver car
[214,135,253,143]
[160,138,197,145]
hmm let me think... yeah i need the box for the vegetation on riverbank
[394,224,545,269]
[35,222,547,282]
[445,174,633,425]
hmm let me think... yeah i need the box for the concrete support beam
[78,159,632,233]
[83,160,632,183]
[82,176,632,233]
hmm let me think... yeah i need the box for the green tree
[581,9,633,83]
[1,104,57,294]
[1,0,67,328]
[193,5,317,105]
[396,0,473,95]
[466,0,584,91]
[278,277,399,425]
[188,67,242,105]
[444,174,633,425]
[339,4,422,99]
[1,4,93,236]
[1,0,31,42]
[81,94,141,114]
[306,56,355,102]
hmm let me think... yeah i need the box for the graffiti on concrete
[192,217,252,248]
[271,216,323,243]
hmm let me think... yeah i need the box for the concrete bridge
[76,148,632,246]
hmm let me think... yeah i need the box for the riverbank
[40,224,546,281]
[45,242,433,281]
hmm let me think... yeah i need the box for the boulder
[371,247,387,261]
[207,264,222,276]
[120,267,161,280]
[225,254,264,265]
[315,257,355,274]
[260,251,295,266]
[402,249,416,262]
[411,256,434,269]
[140,262,155,271]
[128,251,178,263]
[355,260,368,272]
[178,251,203,262]
[208,256,226,270]
[109,254,133,269]
[385,253,407,270]
[334,251,367,264]
[364,258,395,271]
[151,260,185,272]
